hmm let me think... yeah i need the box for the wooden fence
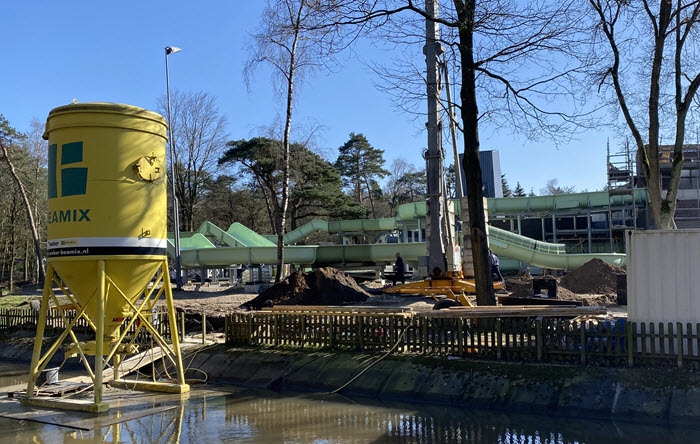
[4,305,699,368]
[225,309,700,368]
[0,308,174,344]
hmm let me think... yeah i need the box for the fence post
[627,321,634,367]
[225,314,229,344]
[180,313,186,343]
[458,318,464,357]
[250,314,256,346]
[358,316,364,351]
[329,315,335,349]
[496,319,502,360]
[535,318,542,361]
[677,322,683,369]
[422,318,429,355]
[202,313,207,344]
[301,315,306,349]
[580,320,587,364]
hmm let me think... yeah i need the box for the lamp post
[165,45,182,289]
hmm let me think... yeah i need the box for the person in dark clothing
[392,252,406,286]
[489,249,504,281]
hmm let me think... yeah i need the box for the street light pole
[165,45,182,289]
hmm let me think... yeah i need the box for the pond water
[1,362,698,443]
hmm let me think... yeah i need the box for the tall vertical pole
[424,0,446,274]
[165,46,182,289]
[443,63,463,199]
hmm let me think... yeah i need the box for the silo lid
[47,102,164,119]
[44,102,167,140]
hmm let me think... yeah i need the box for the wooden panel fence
[4,305,700,368]
[0,308,174,344]
[225,311,700,368]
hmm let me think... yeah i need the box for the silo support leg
[163,261,189,392]
[94,260,106,405]
[25,264,55,397]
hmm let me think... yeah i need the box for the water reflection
[212,393,700,444]
[1,362,699,443]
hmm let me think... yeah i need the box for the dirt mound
[559,258,625,295]
[506,276,533,298]
[244,267,370,310]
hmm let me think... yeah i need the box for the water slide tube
[488,225,625,269]
[176,219,425,268]
[394,189,647,220]
[170,189,645,270]
[282,218,398,244]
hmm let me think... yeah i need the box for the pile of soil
[559,258,625,295]
[244,267,370,310]
[502,259,624,306]
[509,285,534,299]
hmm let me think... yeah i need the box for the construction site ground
[169,257,627,319]
[169,281,622,316]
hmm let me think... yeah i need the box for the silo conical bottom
[50,257,162,339]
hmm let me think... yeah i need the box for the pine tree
[501,174,512,197]
[513,182,526,197]
[335,133,389,218]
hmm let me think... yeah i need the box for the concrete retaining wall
[4,338,700,424]
[187,346,700,424]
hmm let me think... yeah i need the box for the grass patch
[0,293,72,309]
[0,295,32,309]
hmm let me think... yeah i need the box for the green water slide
[169,189,645,270]
[488,225,626,269]
[482,189,642,269]
[394,189,647,218]
[172,218,422,268]
[281,218,398,244]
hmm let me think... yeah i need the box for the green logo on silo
[48,141,88,198]
[47,141,91,224]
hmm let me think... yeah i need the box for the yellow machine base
[384,277,505,295]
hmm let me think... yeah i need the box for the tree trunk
[456,0,496,306]
[275,8,304,283]
[363,177,377,219]
[24,240,29,282]
[0,140,45,283]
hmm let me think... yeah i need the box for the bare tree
[540,178,576,196]
[246,0,357,282]
[157,90,228,231]
[327,1,593,305]
[0,115,45,283]
[385,158,426,212]
[587,0,700,229]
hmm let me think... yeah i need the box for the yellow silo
[23,102,189,413]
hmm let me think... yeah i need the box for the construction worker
[489,249,504,282]
[393,252,406,286]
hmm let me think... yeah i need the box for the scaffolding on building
[607,140,638,248]
[660,144,700,228]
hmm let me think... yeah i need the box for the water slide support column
[587,210,593,253]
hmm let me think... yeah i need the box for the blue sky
[1,1,613,195]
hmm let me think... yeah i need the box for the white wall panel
[627,229,700,324]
